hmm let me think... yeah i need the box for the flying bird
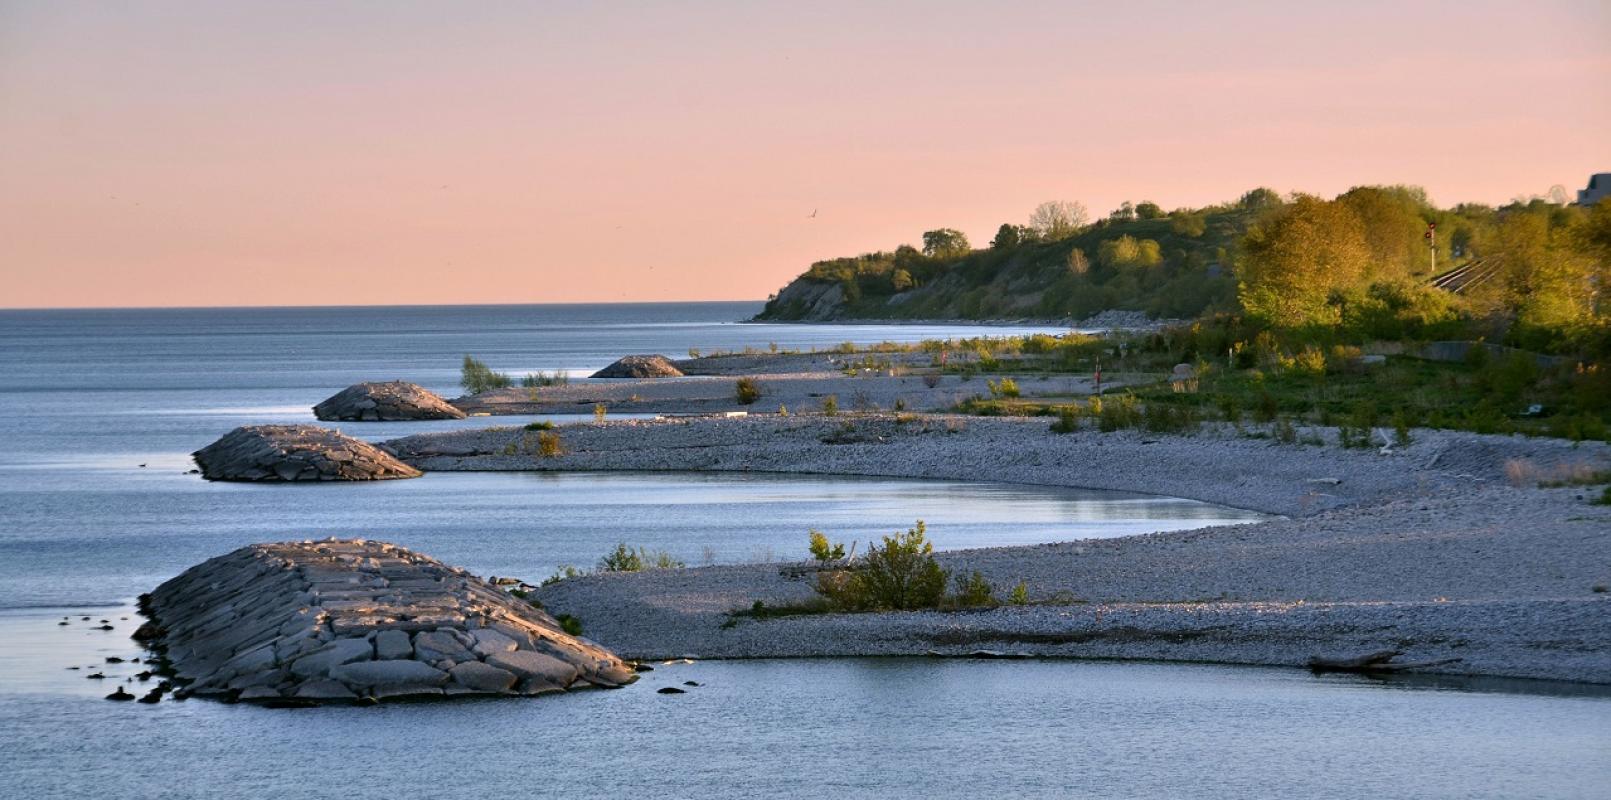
[808,209,818,219]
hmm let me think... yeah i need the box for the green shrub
[1098,394,1142,431]
[524,420,556,431]
[555,614,583,636]
[814,521,948,611]
[808,530,845,562]
[1274,416,1297,444]
[461,355,512,394]
[1144,403,1197,434]
[987,377,1020,398]
[821,395,839,416]
[541,564,585,586]
[1050,405,1081,434]
[521,371,568,388]
[1391,411,1412,446]
[597,543,685,572]
[954,571,995,607]
[593,403,607,421]
[1253,391,1279,423]
[1216,395,1241,423]
[735,377,762,405]
[537,430,564,457]
[1009,582,1029,605]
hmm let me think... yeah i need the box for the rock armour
[591,354,685,378]
[313,381,466,421]
[139,539,636,703]
[193,424,422,482]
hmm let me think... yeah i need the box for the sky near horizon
[1,1,1608,309]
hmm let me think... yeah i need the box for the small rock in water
[105,657,125,663]
[632,663,654,673]
[80,616,89,621]
[657,686,686,694]
[86,672,106,679]
[683,681,701,687]
[137,689,163,704]
[95,624,115,631]
[57,621,68,626]
[135,671,153,681]
[67,666,80,671]
[106,687,135,701]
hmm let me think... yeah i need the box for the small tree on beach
[461,355,512,394]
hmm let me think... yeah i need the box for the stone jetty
[137,539,637,704]
[193,424,422,482]
[313,381,466,421]
[591,354,684,378]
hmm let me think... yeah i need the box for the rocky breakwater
[591,354,685,378]
[314,381,467,421]
[193,424,422,481]
[136,539,637,704]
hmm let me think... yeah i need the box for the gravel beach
[387,415,1611,683]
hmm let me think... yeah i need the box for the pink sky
[1,1,1607,308]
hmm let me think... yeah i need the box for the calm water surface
[1,303,1605,798]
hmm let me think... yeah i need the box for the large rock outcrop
[193,424,422,482]
[313,381,466,421]
[591,354,684,378]
[137,539,636,704]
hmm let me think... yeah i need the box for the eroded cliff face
[760,279,847,321]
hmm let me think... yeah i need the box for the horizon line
[0,298,770,313]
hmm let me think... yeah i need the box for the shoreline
[385,414,1611,684]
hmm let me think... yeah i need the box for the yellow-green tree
[1477,205,1596,331]
[1097,235,1163,268]
[1237,195,1372,327]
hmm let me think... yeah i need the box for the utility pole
[1425,221,1437,274]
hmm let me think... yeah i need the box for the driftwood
[1307,649,1463,673]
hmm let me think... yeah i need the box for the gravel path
[385,415,1611,683]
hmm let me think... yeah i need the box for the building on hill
[1578,173,1611,205]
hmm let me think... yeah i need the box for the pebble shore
[385,414,1611,683]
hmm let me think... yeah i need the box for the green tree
[1239,187,1284,211]
[1170,211,1207,237]
[1135,200,1165,219]
[1237,195,1372,327]
[922,228,971,259]
[992,223,1021,249]
[891,268,915,292]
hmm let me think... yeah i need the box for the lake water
[1,302,1606,798]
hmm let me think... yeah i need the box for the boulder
[486,650,579,687]
[313,381,466,422]
[450,661,518,692]
[329,660,449,688]
[591,355,684,379]
[192,425,422,482]
[373,629,413,660]
[136,539,636,705]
